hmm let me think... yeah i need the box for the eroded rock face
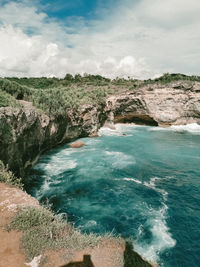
[106,81,200,126]
[0,81,200,177]
[0,103,106,177]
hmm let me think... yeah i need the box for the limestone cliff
[0,80,200,177]
[0,103,106,177]
[107,81,200,126]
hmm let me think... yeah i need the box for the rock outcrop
[107,81,200,126]
[0,103,106,177]
[0,80,200,177]
[70,140,85,148]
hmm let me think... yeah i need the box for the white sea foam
[61,149,78,156]
[123,177,142,184]
[44,159,77,175]
[98,126,124,136]
[135,203,176,265]
[134,176,176,265]
[35,176,51,199]
[149,123,200,134]
[144,177,168,201]
[170,123,200,133]
[98,124,138,136]
[105,151,136,168]
[42,178,51,191]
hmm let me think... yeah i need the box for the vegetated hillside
[1,73,200,115]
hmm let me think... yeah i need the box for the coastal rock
[70,140,85,148]
[0,81,200,177]
[0,103,106,177]
[107,81,200,126]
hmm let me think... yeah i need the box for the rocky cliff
[0,102,106,177]
[0,80,200,177]
[106,81,200,126]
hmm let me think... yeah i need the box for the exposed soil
[0,183,39,267]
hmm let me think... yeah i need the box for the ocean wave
[35,176,51,200]
[123,177,142,184]
[98,126,125,136]
[105,151,136,168]
[135,203,176,265]
[170,123,200,133]
[98,124,145,137]
[149,123,200,133]
[144,177,168,201]
[134,176,176,264]
[44,159,77,175]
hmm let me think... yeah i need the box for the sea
[25,123,200,267]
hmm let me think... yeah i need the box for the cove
[25,124,200,267]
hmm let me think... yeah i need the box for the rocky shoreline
[1,80,200,178]
[0,80,200,266]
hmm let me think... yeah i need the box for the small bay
[25,124,200,267]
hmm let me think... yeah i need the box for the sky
[0,0,200,79]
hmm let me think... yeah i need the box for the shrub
[0,121,13,143]
[0,89,20,107]
[31,86,106,115]
[0,78,31,99]
[0,160,23,189]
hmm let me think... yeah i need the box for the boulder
[70,140,85,148]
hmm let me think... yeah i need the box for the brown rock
[70,140,85,148]
[89,132,99,137]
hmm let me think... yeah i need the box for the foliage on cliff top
[0,76,107,115]
[31,86,106,115]
[1,73,200,114]
[0,78,31,99]
[7,206,117,260]
[0,89,21,108]
[6,73,200,87]
[0,160,23,189]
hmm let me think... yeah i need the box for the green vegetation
[7,206,115,260]
[0,121,13,143]
[135,73,200,88]
[0,78,31,99]
[1,73,200,116]
[0,89,21,107]
[153,73,200,83]
[31,86,106,115]
[0,160,23,189]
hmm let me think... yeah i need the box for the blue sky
[40,0,115,20]
[0,0,199,78]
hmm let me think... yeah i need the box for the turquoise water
[25,124,200,267]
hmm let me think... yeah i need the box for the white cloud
[137,0,200,27]
[0,0,199,78]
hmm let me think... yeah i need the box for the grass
[7,206,117,260]
[0,160,23,189]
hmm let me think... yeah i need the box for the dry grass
[7,206,119,260]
